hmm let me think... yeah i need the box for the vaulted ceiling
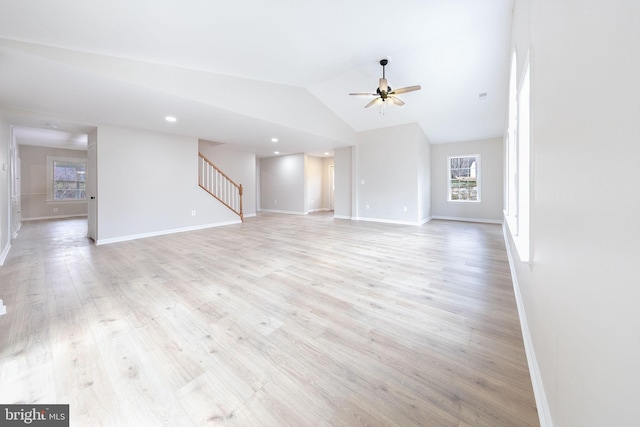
[0,0,514,156]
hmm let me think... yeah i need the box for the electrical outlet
[191,210,196,216]
[403,207,408,213]
[53,208,58,213]
[366,204,370,210]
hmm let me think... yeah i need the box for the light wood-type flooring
[0,213,539,426]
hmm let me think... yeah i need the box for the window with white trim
[506,50,518,221]
[504,49,531,262]
[47,156,87,201]
[448,155,480,202]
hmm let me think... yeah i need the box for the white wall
[333,146,352,219]
[18,145,88,220]
[417,133,431,222]
[96,125,240,243]
[356,123,430,225]
[306,155,323,212]
[431,137,503,223]
[259,153,306,214]
[259,153,334,215]
[507,1,640,426]
[198,141,257,217]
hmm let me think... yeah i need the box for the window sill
[504,210,530,263]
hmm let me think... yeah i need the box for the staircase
[198,152,243,221]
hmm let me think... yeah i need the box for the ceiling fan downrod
[380,59,388,79]
[379,59,390,95]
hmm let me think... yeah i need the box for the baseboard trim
[22,214,88,221]
[431,215,502,224]
[259,209,307,215]
[96,220,242,246]
[353,216,429,226]
[503,222,553,427]
[333,215,351,220]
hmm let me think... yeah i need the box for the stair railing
[198,152,243,221]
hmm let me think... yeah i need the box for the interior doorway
[12,124,93,240]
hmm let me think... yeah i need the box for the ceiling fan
[349,59,421,108]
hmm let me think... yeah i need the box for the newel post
[239,184,244,221]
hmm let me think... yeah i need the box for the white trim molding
[447,153,482,203]
[22,214,88,222]
[259,209,307,215]
[503,222,553,427]
[431,215,502,224]
[354,216,431,226]
[96,220,242,245]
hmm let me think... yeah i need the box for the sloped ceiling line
[0,0,514,154]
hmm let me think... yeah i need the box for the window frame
[46,156,88,203]
[504,48,532,263]
[447,154,481,203]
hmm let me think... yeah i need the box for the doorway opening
[12,124,94,242]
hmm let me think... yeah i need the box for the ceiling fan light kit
[349,59,421,110]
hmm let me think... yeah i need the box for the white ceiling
[0,0,514,157]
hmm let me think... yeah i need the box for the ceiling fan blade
[349,92,377,96]
[379,78,388,92]
[390,85,421,95]
[364,97,382,108]
[389,96,405,106]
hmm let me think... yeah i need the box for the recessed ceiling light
[271,138,278,142]
[274,151,280,155]
[165,116,177,122]
[45,123,58,129]
[324,152,330,156]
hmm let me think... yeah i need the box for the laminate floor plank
[0,213,538,426]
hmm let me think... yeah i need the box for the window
[506,50,518,220]
[504,48,531,262]
[47,156,87,201]
[448,155,480,202]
